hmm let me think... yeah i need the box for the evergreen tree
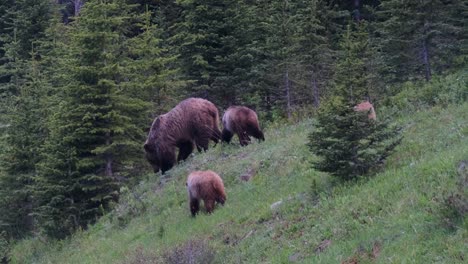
[376,0,467,83]
[0,55,47,238]
[296,0,335,108]
[35,0,165,238]
[171,0,260,107]
[333,22,372,102]
[256,0,303,118]
[125,9,182,115]
[308,22,401,180]
[0,0,54,239]
[0,0,52,104]
[308,96,401,180]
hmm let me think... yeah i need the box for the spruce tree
[0,55,47,238]
[125,9,182,114]
[296,0,335,108]
[255,0,303,118]
[171,0,260,107]
[376,0,467,83]
[0,0,54,239]
[308,22,401,180]
[35,0,164,238]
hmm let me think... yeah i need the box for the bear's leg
[190,198,200,217]
[177,141,194,161]
[204,199,215,214]
[196,136,210,151]
[238,131,249,146]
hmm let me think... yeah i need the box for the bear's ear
[150,116,162,130]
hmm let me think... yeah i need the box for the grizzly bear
[354,101,377,120]
[221,106,265,146]
[144,98,222,173]
[186,170,226,216]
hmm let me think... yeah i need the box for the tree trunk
[422,38,431,82]
[73,0,84,17]
[421,18,432,82]
[311,73,320,108]
[105,132,113,178]
[285,69,291,119]
[353,0,361,21]
[23,196,34,233]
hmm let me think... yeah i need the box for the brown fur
[186,170,226,216]
[221,106,265,146]
[354,101,377,120]
[144,98,222,173]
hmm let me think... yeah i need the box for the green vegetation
[308,23,402,181]
[9,102,468,263]
[308,96,401,180]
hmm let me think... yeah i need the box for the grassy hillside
[11,103,468,263]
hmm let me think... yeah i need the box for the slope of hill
[11,103,468,263]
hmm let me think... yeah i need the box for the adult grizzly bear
[354,101,377,120]
[144,98,222,173]
[222,106,265,146]
[186,170,226,216]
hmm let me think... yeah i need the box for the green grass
[10,103,468,263]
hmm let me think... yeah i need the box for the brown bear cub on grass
[222,106,265,146]
[186,170,226,216]
[144,98,222,174]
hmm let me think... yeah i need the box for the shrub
[111,186,148,228]
[308,97,402,180]
[391,70,467,111]
[163,239,215,264]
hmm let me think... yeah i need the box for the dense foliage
[0,0,466,256]
[308,96,402,180]
[308,22,402,180]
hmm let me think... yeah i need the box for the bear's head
[216,193,226,205]
[144,142,161,173]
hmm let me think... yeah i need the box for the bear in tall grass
[186,170,226,216]
[144,98,222,173]
[221,106,265,146]
[354,101,377,120]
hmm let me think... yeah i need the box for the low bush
[390,71,467,111]
[163,239,215,264]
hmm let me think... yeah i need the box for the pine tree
[0,55,47,238]
[376,0,467,83]
[0,0,52,103]
[333,22,372,103]
[0,0,54,239]
[171,0,260,107]
[35,0,163,238]
[308,22,402,180]
[125,8,182,115]
[295,0,335,108]
[255,0,303,118]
